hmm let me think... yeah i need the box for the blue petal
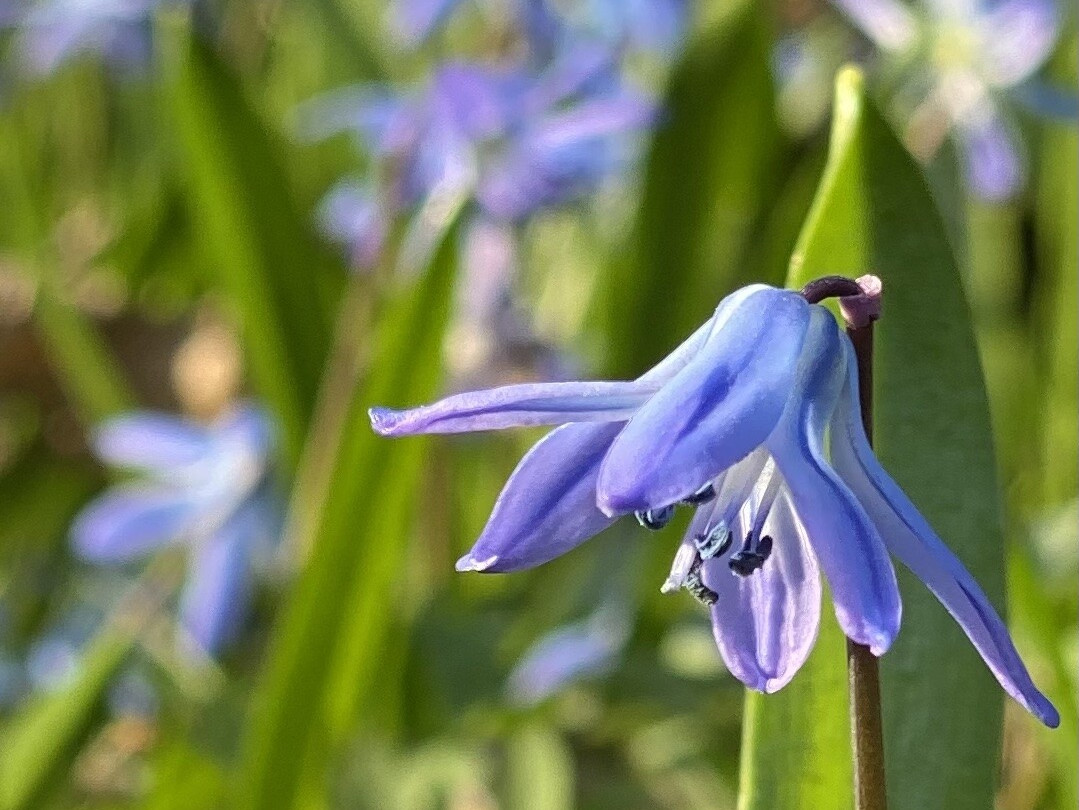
[370,381,657,436]
[371,301,720,438]
[93,412,212,474]
[766,308,901,654]
[455,421,624,572]
[829,338,1060,727]
[178,515,256,655]
[702,489,821,693]
[597,286,811,514]
[72,486,197,562]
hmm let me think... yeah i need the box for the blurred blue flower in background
[390,0,688,56]
[300,44,654,265]
[831,0,1075,199]
[371,283,1059,727]
[507,601,630,705]
[299,37,653,383]
[3,0,170,75]
[71,405,278,656]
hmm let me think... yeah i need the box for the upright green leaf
[167,34,342,468]
[608,0,787,376]
[238,224,459,810]
[741,67,1007,810]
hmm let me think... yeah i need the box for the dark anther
[684,557,718,606]
[635,505,675,531]
[694,522,733,559]
[756,534,773,561]
[681,482,716,506]
[728,533,774,577]
[800,275,863,305]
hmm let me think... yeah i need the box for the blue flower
[71,404,278,655]
[389,0,688,56]
[830,0,1076,199]
[4,0,170,75]
[300,45,654,233]
[370,284,1059,727]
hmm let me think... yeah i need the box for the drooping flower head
[830,0,1076,199]
[71,404,279,655]
[370,283,1059,727]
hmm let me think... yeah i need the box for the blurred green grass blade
[742,67,1008,810]
[238,222,459,810]
[506,723,575,810]
[33,290,135,421]
[0,630,132,810]
[309,0,388,81]
[167,34,342,468]
[0,120,135,423]
[608,0,786,376]
[1033,45,1078,508]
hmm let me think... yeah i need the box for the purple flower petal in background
[478,89,656,220]
[72,486,198,562]
[93,413,212,473]
[388,0,465,45]
[315,182,388,271]
[955,107,1024,202]
[10,0,165,75]
[372,283,1058,725]
[178,501,261,655]
[507,604,630,704]
[975,0,1060,88]
[71,403,279,656]
[829,0,917,51]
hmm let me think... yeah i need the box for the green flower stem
[845,310,887,810]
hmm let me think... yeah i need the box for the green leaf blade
[741,66,1009,810]
[167,33,342,468]
[237,223,459,810]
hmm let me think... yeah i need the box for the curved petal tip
[454,553,500,572]
[368,407,400,436]
[1031,694,1060,728]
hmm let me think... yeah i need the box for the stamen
[694,521,733,559]
[749,462,783,540]
[681,482,716,505]
[728,533,774,577]
[635,505,676,530]
[683,557,718,606]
